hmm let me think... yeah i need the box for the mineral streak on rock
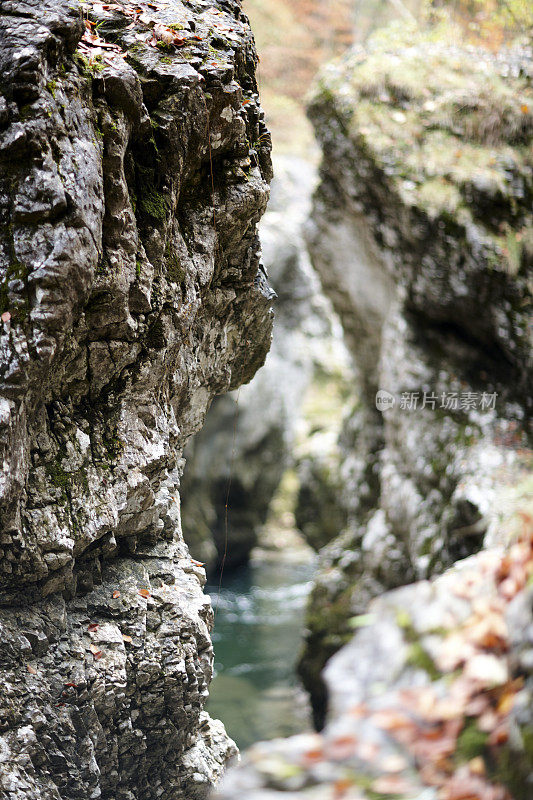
[0,0,273,796]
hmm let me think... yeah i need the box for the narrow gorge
[0,2,532,800]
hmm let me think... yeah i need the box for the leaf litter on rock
[78,0,205,59]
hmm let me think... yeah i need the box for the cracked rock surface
[0,0,273,797]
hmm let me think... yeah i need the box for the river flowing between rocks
[206,557,316,749]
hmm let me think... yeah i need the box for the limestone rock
[298,26,532,726]
[181,155,337,571]
[0,0,273,797]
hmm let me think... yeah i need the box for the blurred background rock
[181,0,532,770]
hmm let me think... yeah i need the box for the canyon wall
[297,26,533,727]
[180,156,326,572]
[216,24,533,800]
[0,0,273,797]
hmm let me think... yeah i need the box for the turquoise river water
[205,557,315,750]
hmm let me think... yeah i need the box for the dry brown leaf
[153,22,173,43]
[436,633,475,672]
[89,644,103,659]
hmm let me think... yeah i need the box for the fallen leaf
[122,634,133,643]
[381,753,409,773]
[26,664,37,675]
[333,777,353,799]
[139,588,150,598]
[88,622,99,632]
[301,747,324,764]
[153,22,174,44]
[1,311,11,323]
[372,709,414,731]
[463,654,508,687]
[112,590,121,599]
[327,733,359,760]
[89,643,103,660]
[468,757,485,776]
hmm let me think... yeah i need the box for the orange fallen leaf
[26,664,37,675]
[327,733,359,760]
[488,724,509,747]
[122,634,133,643]
[333,778,353,799]
[139,588,150,598]
[1,311,11,323]
[301,747,324,764]
[112,590,121,599]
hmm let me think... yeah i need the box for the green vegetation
[46,450,89,496]
[405,641,441,680]
[165,243,186,284]
[75,52,105,77]
[103,433,124,461]
[455,718,490,761]
[138,186,168,221]
[312,21,532,239]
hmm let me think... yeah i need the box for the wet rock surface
[296,27,533,726]
[0,0,273,797]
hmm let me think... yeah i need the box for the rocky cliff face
[296,27,532,727]
[0,0,273,797]
[180,155,342,572]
